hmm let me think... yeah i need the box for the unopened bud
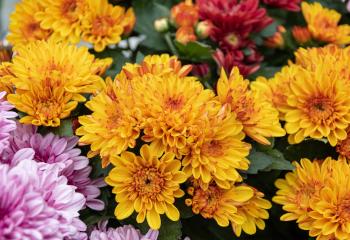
[154,18,169,33]
[196,20,212,39]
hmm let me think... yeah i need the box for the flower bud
[292,26,312,44]
[196,21,212,39]
[154,18,169,32]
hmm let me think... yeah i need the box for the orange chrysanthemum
[7,0,52,46]
[187,182,271,237]
[301,2,350,45]
[170,0,199,27]
[292,26,312,44]
[217,67,285,145]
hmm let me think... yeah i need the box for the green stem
[164,33,179,56]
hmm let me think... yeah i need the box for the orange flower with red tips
[170,0,199,27]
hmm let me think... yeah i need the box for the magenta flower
[90,221,159,240]
[0,91,17,155]
[3,122,106,210]
[0,158,87,239]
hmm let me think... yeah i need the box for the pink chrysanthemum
[0,91,17,155]
[2,123,106,210]
[90,221,159,240]
[0,158,87,239]
[263,0,301,11]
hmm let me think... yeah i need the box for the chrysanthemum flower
[263,0,301,12]
[251,66,297,119]
[301,2,350,45]
[182,106,251,189]
[274,157,350,239]
[3,122,105,210]
[7,0,52,46]
[216,67,285,145]
[7,40,104,126]
[0,159,87,239]
[105,144,187,230]
[35,0,87,43]
[283,65,350,146]
[186,183,254,228]
[123,8,136,36]
[122,54,192,79]
[292,26,312,44]
[273,158,331,229]
[77,77,140,167]
[186,182,270,236]
[197,0,272,51]
[170,0,199,27]
[134,72,214,156]
[307,160,350,239]
[175,26,197,44]
[90,221,159,240]
[231,186,272,237]
[0,92,17,155]
[81,0,129,52]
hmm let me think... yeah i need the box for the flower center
[338,198,350,224]
[92,16,115,36]
[165,96,185,111]
[191,186,222,218]
[61,0,77,13]
[225,33,240,48]
[132,167,165,200]
[202,140,225,158]
[306,96,334,123]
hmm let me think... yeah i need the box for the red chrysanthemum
[213,45,263,77]
[263,0,301,12]
[197,0,272,51]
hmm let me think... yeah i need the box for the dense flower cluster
[8,0,135,51]
[78,54,282,233]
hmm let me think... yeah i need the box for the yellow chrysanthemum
[77,77,140,167]
[273,158,330,229]
[7,40,104,126]
[7,0,52,46]
[123,8,136,36]
[105,144,187,230]
[182,106,251,189]
[251,66,297,120]
[122,54,192,79]
[216,67,285,145]
[231,186,272,237]
[134,72,214,157]
[301,2,350,45]
[35,0,87,43]
[308,160,350,240]
[274,158,350,240]
[186,182,271,237]
[81,0,128,52]
[284,65,350,146]
[8,85,77,127]
[91,57,113,76]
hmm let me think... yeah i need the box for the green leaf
[175,198,194,219]
[133,1,170,51]
[263,149,294,171]
[158,218,182,240]
[247,150,273,174]
[174,41,213,62]
[260,21,279,38]
[135,51,145,63]
[52,119,73,137]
